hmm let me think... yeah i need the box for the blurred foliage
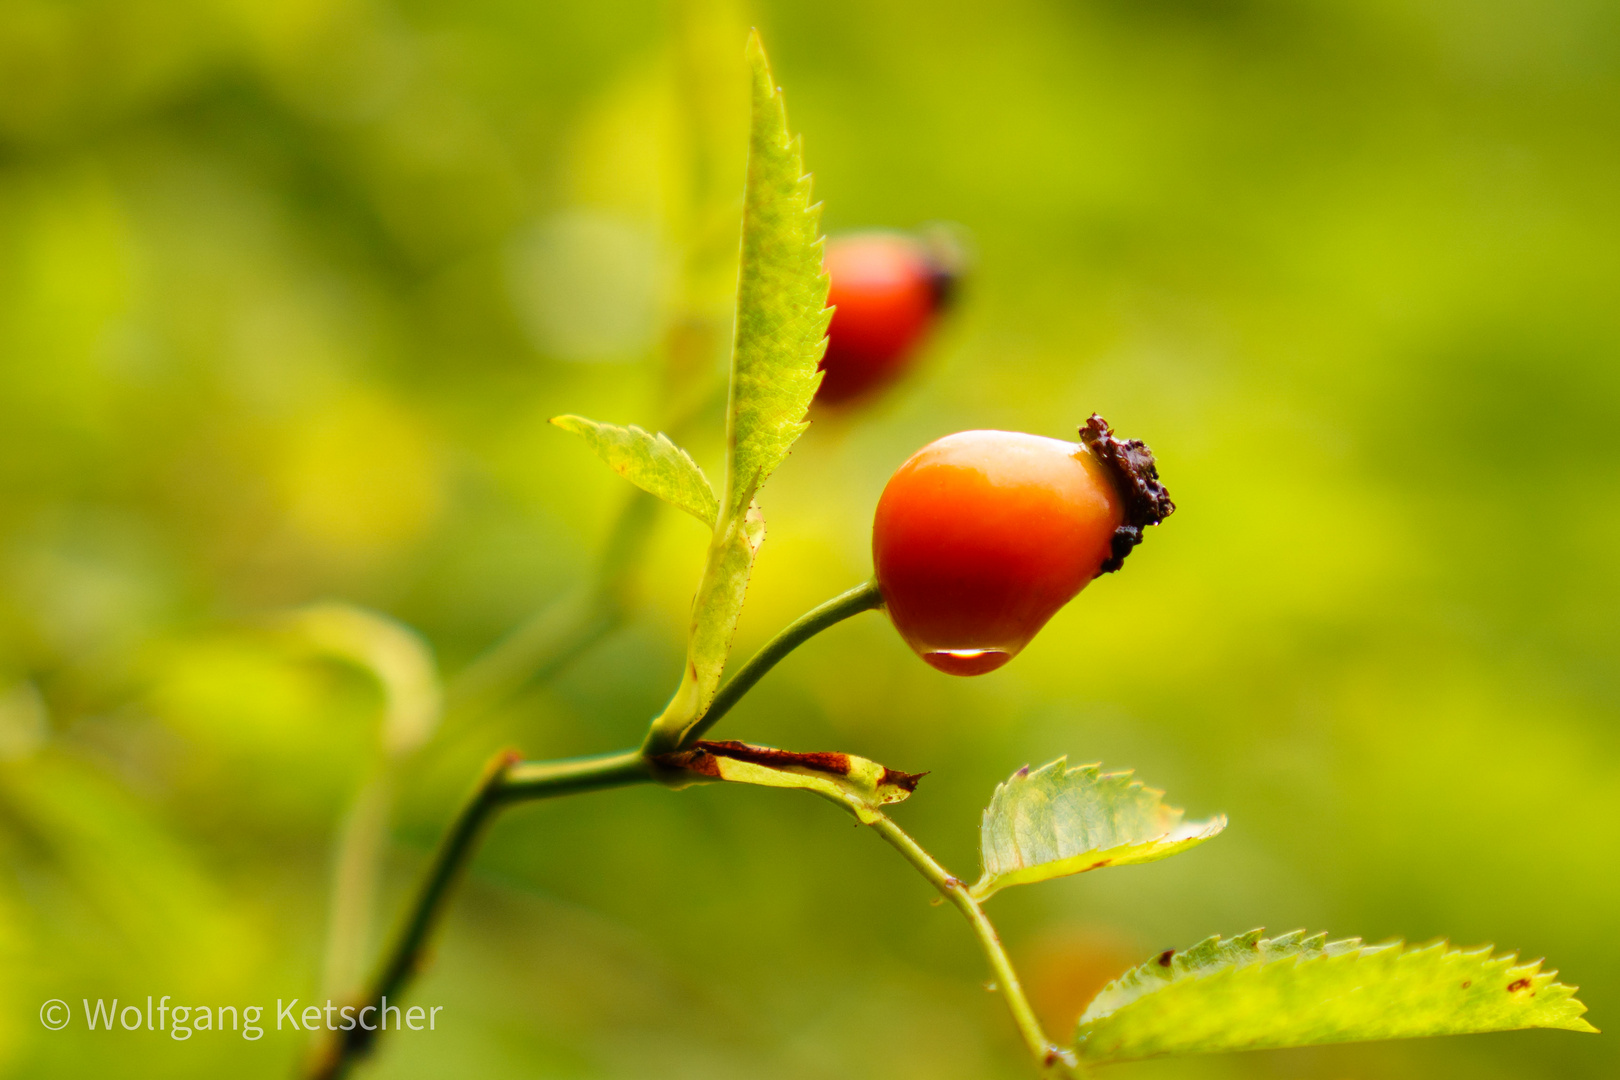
[1,0,1617,1077]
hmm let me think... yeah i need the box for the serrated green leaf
[551,414,719,528]
[655,739,924,823]
[722,31,830,519]
[970,757,1225,901]
[1075,929,1597,1063]
[644,34,831,754]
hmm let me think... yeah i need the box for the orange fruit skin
[872,430,1123,675]
[817,234,942,405]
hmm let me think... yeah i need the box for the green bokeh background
[2,0,1616,1077]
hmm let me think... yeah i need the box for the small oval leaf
[970,757,1224,901]
[551,415,718,528]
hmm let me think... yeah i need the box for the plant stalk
[646,578,884,754]
[320,766,394,1004]
[862,810,1080,1074]
[439,492,659,734]
[307,748,652,1080]
[312,582,877,1078]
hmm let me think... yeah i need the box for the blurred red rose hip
[816,230,962,406]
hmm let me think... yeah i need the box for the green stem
[320,765,394,1003]
[862,811,1079,1074]
[647,579,884,754]
[441,493,658,726]
[499,749,652,801]
[307,748,652,1080]
[311,581,882,1078]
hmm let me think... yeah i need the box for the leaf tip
[880,767,928,794]
[744,28,772,81]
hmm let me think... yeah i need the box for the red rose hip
[816,230,960,406]
[872,416,1174,675]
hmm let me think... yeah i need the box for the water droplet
[923,649,1011,676]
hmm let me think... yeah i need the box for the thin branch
[311,581,877,1078]
[320,767,394,1003]
[440,495,655,727]
[652,578,884,753]
[855,806,1081,1074]
[306,748,652,1080]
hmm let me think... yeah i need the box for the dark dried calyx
[919,223,971,313]
[1079,413,1175,574]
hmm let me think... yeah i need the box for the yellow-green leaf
[655,739,923,823]
[645,34,831,754]
[551,414,718,528]
[687,501,765,694]
[970,758,1224,901]
[722,31,830,520]
[1076,929,1597,1064]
